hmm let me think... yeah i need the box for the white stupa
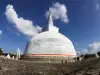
[6,53,11,59]
[16,48,21,60]
[24,13,76,61]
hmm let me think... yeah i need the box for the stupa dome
[24,31,76,56]
[24,13,76,61]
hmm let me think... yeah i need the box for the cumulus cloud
[80,42,100,55]
[81,49,89,55]
[45,2,69,23]
[35,25,43,33]
[5,4,42,37]
[87,42,100,54]
[0,30,2,35]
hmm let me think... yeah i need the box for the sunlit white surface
[24,31,76,56]
[24,13,76,57]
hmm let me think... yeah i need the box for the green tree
[84,54,96,59]
[97,51,100,57]
[0,48,3,55]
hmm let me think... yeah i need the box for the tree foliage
[83,54,96,60]
[97,51,100,57]
[0,48,3,55]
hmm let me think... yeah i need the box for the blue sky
[0,0,100,54]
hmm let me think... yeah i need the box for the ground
[0,58,100,75]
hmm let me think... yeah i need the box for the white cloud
[5,4,42,37]
[96,4,99,10]
[87,42,100,54]
[81,49,89,55]
[0,30,2,35]
[80,42,100,55]
[76,51,81,56]
[45,2,69,23]
[35,25,42,33]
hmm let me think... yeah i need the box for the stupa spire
[48,13,53,26]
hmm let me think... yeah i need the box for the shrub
[0,48,3,55]
[97,51,100,57]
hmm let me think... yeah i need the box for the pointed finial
[48,13,53,26]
